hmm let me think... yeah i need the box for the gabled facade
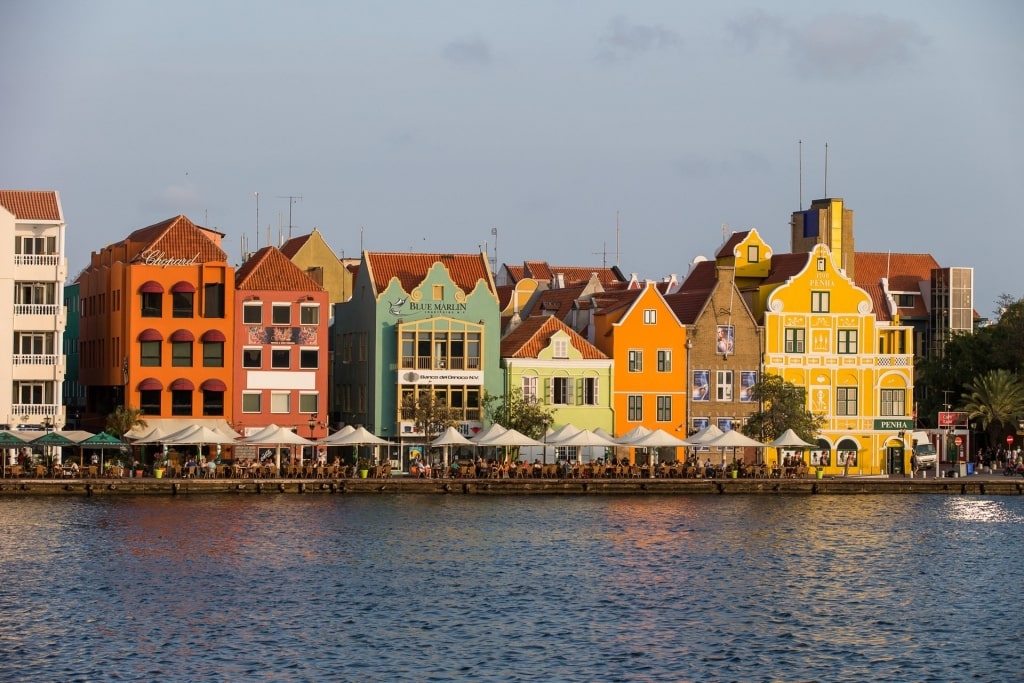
[500,315,613,437]
[763,243,915,475]
[592,282,689,452]
[668,259,762,451]
[77,215,234,433]
[0,190,68,430]
[279,228,358,305]
[233,246,329,442]
[332,252,502,458]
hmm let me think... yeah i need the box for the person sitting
[68,461,80,476]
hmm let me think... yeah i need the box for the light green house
[500,315,614,448]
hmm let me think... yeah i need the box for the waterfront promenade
[1,471,1021,496]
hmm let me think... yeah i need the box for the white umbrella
[704,430,767,448]
[617,425,652,443]
[320,425,355,444]
[550,429,619,448]
[470,423,507,443]
[475,427,544,448]
[324,425,389,446]
[127,424,171,443]
[162,424,237,445]
[684,423,724,445]
[239,424,316,470]
[765,429,816,448]
[431,426,475,470]
[546,424,582,443]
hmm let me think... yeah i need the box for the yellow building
[762,243,915,475]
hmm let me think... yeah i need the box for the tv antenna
[277,194,303,239]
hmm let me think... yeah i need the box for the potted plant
[356,456,370,478]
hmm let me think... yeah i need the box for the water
[1,493,1021,682]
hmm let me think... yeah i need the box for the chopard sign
[138,249,201,268]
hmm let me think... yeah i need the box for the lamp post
[307,412,317,464]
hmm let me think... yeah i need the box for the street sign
[938,411,968,427]
[954,436,963,446]
[1007,435,1015,445]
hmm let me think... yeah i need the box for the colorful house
[762,243,915,475]
[233,246,329,453]
[77,215,235,434]
[500,315,614,450]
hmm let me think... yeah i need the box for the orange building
[77,216,235,433]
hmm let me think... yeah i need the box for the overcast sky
[2,1,1021,314]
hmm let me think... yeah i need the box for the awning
[137,377,163,391]
[169,378,195,391]
[201,330,226,343]
[171,281,196,293]
[200,378,227,392]
[169,329,195,342]
[139,280,164,294]
[138,328,163,342]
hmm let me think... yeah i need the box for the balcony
[14,303,60,317]
[876,355,913,367]
[11,404,61,419]
[14,254,60,267]
[401,356,481,370]
[13,353,61,366]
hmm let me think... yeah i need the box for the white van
[912,431,937,469]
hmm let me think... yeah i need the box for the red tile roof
[854,252,940,292]
[236,246,324,291]
[279,232,311,258]
[0,190,62,221]
[501,315,608,359]
[522,284,588,321]
[762,253,810,286]
[664,289,712,325]
[590,288,641,315]
[859,282,893,322]
[121,215,228,264]
[506,260,624,287]
[364,252,494,295]
[716,231,750,258]
[678,260,717,292]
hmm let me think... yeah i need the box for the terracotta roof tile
[365,252,494,295]
[524,261,554,281]
[859,282,893,322]
[590,288,641,315]
[279,233,311,258]
[501,315,608,359]
[716,231,750,258]
[122,215,228,263]
[507,260,624,287]
[0,190,62,221]
[854,252,940,292]
[236,246,325,291]
[679,260,717,292]
[664,289,712,326]
[763,253,810,285]
[521,284,587,321]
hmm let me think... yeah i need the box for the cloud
[441,37,492,66]
[728,11,928,79]
[597,15,681,64]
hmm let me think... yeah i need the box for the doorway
[886,446,904,475]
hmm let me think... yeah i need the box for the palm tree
[105,405,147,439]
[960,369,1024,448]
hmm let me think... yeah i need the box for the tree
[105,405,147,439]
[960,369,1024,449]
[741,374,824,444]
[483,388,555,440]
[400,389,460,445]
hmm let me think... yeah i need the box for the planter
[358,469,369,479]
[154,468,164,479]
[729,469,738,479]
[815,468,824,480]
[135,470,144,478]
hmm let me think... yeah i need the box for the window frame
[140,340,162,367]
[271,347,290,369]
[837,329,858,354]
[784,328,806,353]
[627,395,642,421]
[811,291,830,313]
[242,347,262,369]
[716,370,734,402]
[171,341,193,367]
[242,303,263,324]
[628,349,643,373]
[836,387,858,416]
[202,341,224,368]
[657,349,672,372]
[272,304,291,326]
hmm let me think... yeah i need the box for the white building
[0,190,68,430]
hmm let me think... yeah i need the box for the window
[270,392,290,413]
[628,349,643,373]
[242,348,262,368]
[202,390,224,416]
[627,395,643,421]
[551,377,570,405]
[643,309,657,324]
[15,332,53,355]
[171,341,192,367]
[522,376,538,403]
[817,257,826,271]
[271,348,290,369]
[657,349,672,372]
[242,303,262,324]
[656,395,672,422]
[171,390,192,416]
[432,284,444,300]
[204,283,225,318]
[140,390,161,415]
[141,292,162,317]
[552,338,568,359]
[837,329,858,354]
[140,341,161,367]
[716,370,733,401]
[896,294,916,308]
[299,348,318,369]
[300,305,319,325]
[272,304,291,325]
[18,382,46,404]
[580,377,598,405]
[172,292,193,318]
[203,342,224,367]
[811,291,830,313]
[242,392,262,413]
[747,245,759,263]
[298,393,318,414]
[784,328,805,353]
[880,388,906,417]
[836,387,858,416]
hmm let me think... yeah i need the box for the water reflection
[0,494,1022,681]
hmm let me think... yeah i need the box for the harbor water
[1,494,1021,682]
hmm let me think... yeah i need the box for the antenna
[615,211,621,267]
[277,194,303,239]
[254,191,260,249]
[824,142,828,198]
[593,242,609,269]
[798,139,803,210]
[490,227,498,274]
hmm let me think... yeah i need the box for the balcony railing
[14,304,59,316]
[11,403,60,418]
[401,356,481,370]
[13,354,60,366]
[876,355,913,367]
[14,254,60,267]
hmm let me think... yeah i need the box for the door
[886,446,904,475]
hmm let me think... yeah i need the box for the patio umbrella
[765,429,816,449]
[475,427,544,461]
[617,429,690,470]
[0,431,27,477]
[322,426,390,467]
[704,429,767,466]
[469,423,508,443]
[29,431,81,475]
[548,428,618,464]
[80,431,126,475]
[238,424,316,469]
[430,426,475,469]
[684,423,724,445]
[319,424,355,445]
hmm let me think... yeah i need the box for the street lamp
[307,413,317,464]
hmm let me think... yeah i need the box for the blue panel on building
[802,210,818,238]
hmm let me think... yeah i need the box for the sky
[2,1,1022,315]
